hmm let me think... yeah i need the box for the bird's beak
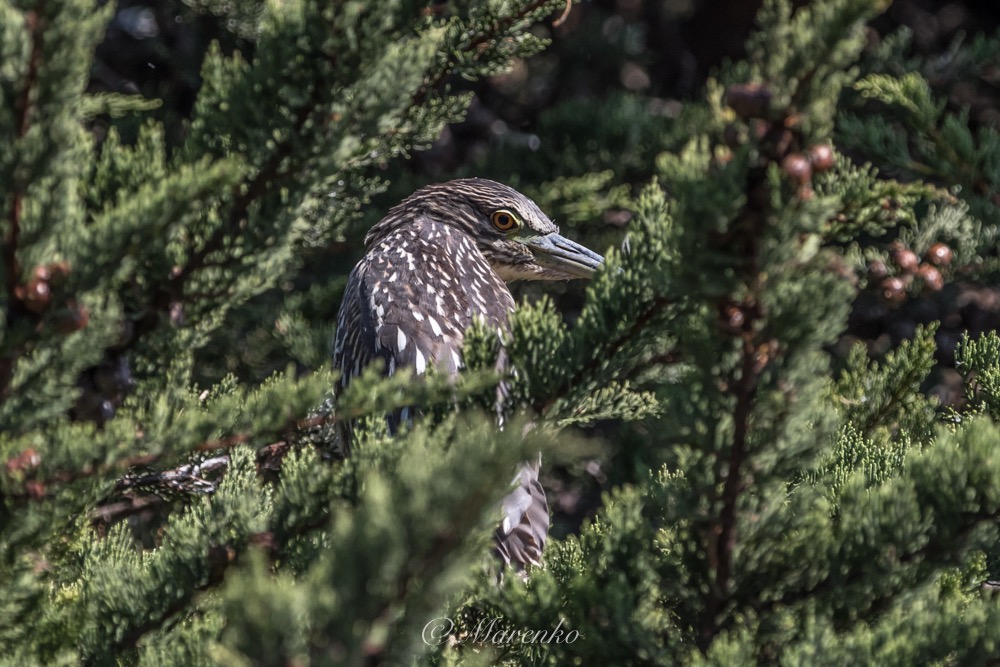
[523,233,604,279]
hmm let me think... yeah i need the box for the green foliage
[839,35,1000,268]
[834,324,939,444]
[747,0,889,140]
[4,0,1000,665]
[956,331,1000,421]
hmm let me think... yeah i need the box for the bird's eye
[491,210,519,232]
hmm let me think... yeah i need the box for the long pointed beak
[523,233,604,279]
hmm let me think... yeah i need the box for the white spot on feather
[415,349,426,374]
[397,328,408,352]
[429,316,442,337]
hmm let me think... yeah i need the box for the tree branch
[1,6,46,399]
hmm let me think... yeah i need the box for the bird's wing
[332,245,470,436]
[332,262,386,385]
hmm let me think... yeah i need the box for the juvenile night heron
[332,178,603,572]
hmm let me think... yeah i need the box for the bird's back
[333,219,512,390]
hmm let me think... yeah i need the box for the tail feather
[493,458,549,573]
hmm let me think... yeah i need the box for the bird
[331,178,603,573]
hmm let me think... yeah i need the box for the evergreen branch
[534,295,674,415]
[179,0,563,293]
[758,505,1000,619]
[0,5,46,399]
[120,2,565,362]
[87,534,261,662]
[97,591,203,662]
[363,485,498,667]
[6,5,44,292]
[698,159,769,649]
[411,0,560,106]
[167,97,321,297]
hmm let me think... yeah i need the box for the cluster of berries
[14,263,88,333]
[724,82,836,199]
[869,241,952,304]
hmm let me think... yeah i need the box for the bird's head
[369,178,604,282]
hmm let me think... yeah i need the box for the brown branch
[1,7,46,399]
[715,331,759,588]
[3,412,340,502]
[552,0,573,27]
[697,165,770,650]
[92,494,165,531]
[168,101,318,291]
[114,453,230,492]
[698,326,761,649]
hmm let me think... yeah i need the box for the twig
[552,0,572,27]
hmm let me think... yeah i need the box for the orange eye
[491,210,518,232]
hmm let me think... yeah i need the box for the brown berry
[20,279,50,314]
[926,242,953,267]
[807,144,835,171]
[724,83,773,119]
[917,264,944,292]
[31,265,50,282]
[881,276,907,304]
[890,243,919,275]
[4,448,40,473]
[782,154,813,185]
[249,531,278,552]
[719,304,745,332]
[753,340,779,374]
